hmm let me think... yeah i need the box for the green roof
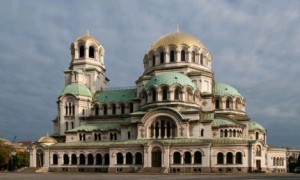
[144,72,196,90]
[61,84,92,97]
[249,121,265,131]
[72,68,85,74]
[214,83,242,97]
[95,89,136,104]
[212,118,241,128]
[68,123,121,133]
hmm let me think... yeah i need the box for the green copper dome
[144,72,196,90]
[249,121,265,131]
[212,118,241,128]
[61,84,92,97]
[214,83,242,97]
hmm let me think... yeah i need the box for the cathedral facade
[30,30,286,173]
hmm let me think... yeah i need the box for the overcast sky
[0,0,299,148]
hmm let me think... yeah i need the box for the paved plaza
[1,173,300,180]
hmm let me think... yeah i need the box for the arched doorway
[151,147,162,167]
[36,149,44,167]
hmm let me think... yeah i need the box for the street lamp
[11,151,16,171]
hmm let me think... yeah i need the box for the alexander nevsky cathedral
[30,29,287,173]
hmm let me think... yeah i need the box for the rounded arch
[71,153,77,165]
[173,151,181,164]
[79,153,85,165]
[87,153,94,165]
[125,152,133,165]
[53,154,58,165]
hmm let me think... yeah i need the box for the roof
[214,83,242,97]
[61,84,92,97]
[67,123,121,133]
[76,34,101,45]
[212,117,242,128]
[144,72,196,90]
[95,89,136,104]
[149,32,207,51]
[38,136,57,145]
[249,121,265,131]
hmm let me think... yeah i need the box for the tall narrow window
[79,46,85,58]
[174,89,179,100]
[65,122,68,131]
[160,52,164,63]
[152,55,155,66]
[127,131,131,139]
[192,51,196,63]
[194,151,202,164]
[121,104,125,114]
[201,129,204,137]
[256,132,259,140]
[152,89,156,102]
[89,46,94,58]
[112,104,116,114]
[181,50,185,61]
[173,152,181,164]
[129,103,134,113]
[103,104,107,115]
[162,87,168,101]
[95,105,99,115]
[226,99,230,109]
[236,152,242,164]
[71,122,74,129]
[226,152,233,164]
[200,54,203,65]
[170,50,175,62]
[215,99,220,109]
[217,153,224,164]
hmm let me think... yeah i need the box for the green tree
[0,141,12,169]
[15,151,29,168]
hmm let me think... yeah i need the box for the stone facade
[30,30,286,173]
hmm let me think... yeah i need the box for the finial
[176,24,180,33]
[87,29,90,36]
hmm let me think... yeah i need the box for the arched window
[152,55,155,66]
[96,153,102,165]
[217,152,224,164]
[236,152,242,164]
[95,105,99,116]
[184,151,191,164]
[127,131,131,139]
[226,152,233,164]
[220,129,223,138]
[151,88,156,102]
[181,50,185,61]
[104,153,110,165]
[215,99,220,109]
[79,154,85,165]
[200,54,203,65]
[225,129,228,137]
[89,46,94,58]
[160,52,164,63]
[103,104,107,115]
[173,152,181,164]
[53,154,58,165]
[117,153,123,164]
[87,153,94,165]
[194,151,202,164]
[162,87,168,101]
[192,51,196,63]
[71,154,77,165]
[174,89,180,100]
[126,153,133,164]
[79,45,85,58]
[63,154,69,165]
[94,133,101,141]
[129,102,134,113]
[135,152,143,165]
[170,50,175,62]
[233,129,236,137]
[201,129,204,137]
[226,99,230,109]
[112,104,116,114]
[120,104,125,114]
[256,132,259,140]
[256,145,261,156]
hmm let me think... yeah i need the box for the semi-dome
[214,83,242,97]
[149,32,207,51]
[249,121,265,131]
[144,72,196,90]
[38,136,57,145]
[212,117,242,128]
[61,84,92,97]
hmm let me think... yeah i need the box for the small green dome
[144,72,196,90]
[72,68,85,74]
[249,121,265,131]
[61,84,92,97]
[212,118,240,128]
[214,83,242,97]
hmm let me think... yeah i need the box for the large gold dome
[38,136,57,145]
[149,32,207,51]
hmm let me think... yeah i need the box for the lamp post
[11,151,16,171]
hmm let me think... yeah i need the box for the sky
[0,0,300,148]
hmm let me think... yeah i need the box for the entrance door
[151,147,162,167]
[36,150,44,167]
[256,160,261,171]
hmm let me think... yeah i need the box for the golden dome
[149,32,207,51]
[38,136,57,145]
[76,35,100,44]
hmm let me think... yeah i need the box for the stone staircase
[138,167,166,173]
